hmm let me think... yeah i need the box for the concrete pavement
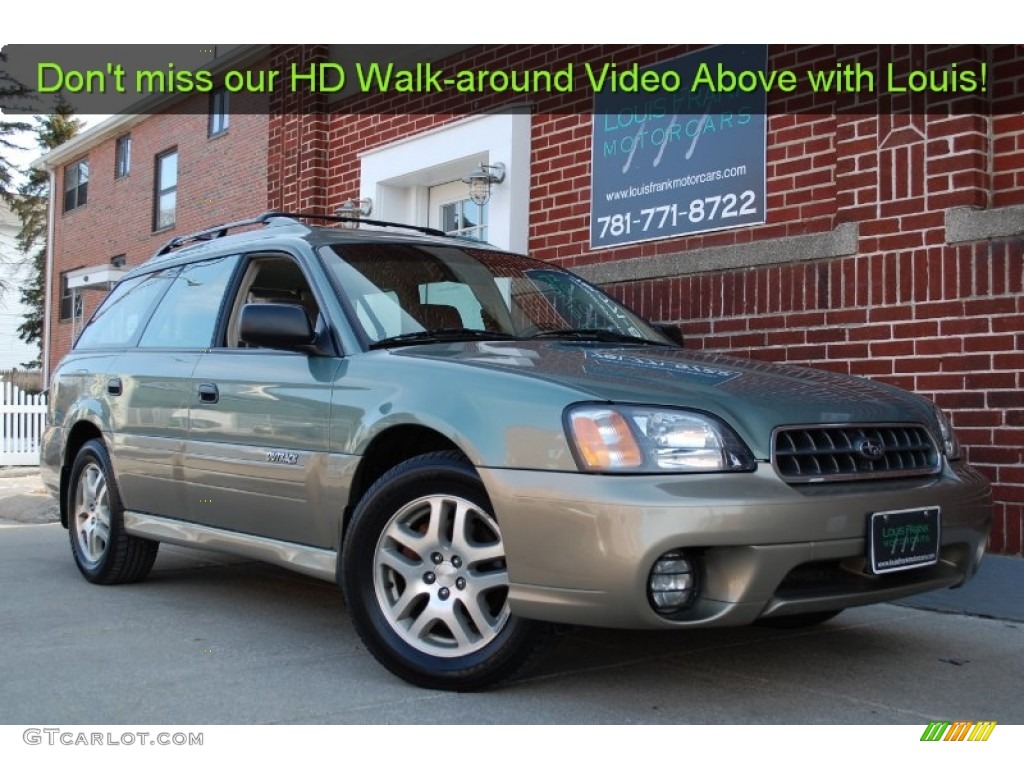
[1,522,1021,725]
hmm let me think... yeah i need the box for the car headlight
[930,402,961,461]
[565,405,756,473]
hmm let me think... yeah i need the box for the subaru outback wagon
[42,211,992,690]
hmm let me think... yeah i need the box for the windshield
[320,243,669,348]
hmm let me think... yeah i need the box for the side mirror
[239,303,314,350]
[653,322,685,347]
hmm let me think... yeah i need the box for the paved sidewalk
[0,466,59,525]
[0,465,43,479]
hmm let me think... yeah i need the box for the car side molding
[123,512,337,583]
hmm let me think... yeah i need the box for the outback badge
[266,450,299,465]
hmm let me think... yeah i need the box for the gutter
[42,168,55,384]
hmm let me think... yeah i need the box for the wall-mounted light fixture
[462,162,506,206]
[334,197,373,227]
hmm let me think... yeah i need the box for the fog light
[648,550,698,614]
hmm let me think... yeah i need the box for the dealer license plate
[868,507,940,574]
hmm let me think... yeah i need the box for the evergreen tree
[11,100,82,368]
[0,49,32,205]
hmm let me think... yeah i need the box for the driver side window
[226,254,321,348]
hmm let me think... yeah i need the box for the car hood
[392,340,937,458]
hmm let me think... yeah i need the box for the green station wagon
[42,212,992,690]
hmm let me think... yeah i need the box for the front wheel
[341,452,549,691]
[67,438,159,584]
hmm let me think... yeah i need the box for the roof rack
[153,210,450,258]
[155,215,270,257]
[261,211,448,238]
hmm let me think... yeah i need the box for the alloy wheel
[74,462,111,566]
[373,493,510,658]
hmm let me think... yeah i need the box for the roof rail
[153,211,450,258]
[260,211,448,237]
[154,214,273,257]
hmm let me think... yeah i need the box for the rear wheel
[68,439,159,584]
[341,451,550,690]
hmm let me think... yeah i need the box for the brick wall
[302,43,1024,554]
[48,90,268,374]
[267,45,330,213]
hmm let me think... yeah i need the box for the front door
[182,253,342,549]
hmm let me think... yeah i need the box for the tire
[341,451,550,691]
[67,438,159,584]
[755,609,843,629]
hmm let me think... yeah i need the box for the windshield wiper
[369,329,516,350]
[522,328,672,346]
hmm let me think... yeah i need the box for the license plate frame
[868,507,940,574]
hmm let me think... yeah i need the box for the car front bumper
[481,461,992,629]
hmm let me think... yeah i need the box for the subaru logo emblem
[857,438,885,461]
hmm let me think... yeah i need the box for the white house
[0,199,37,369]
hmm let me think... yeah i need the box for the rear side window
[139,256,239,348]
[75,271,174,349]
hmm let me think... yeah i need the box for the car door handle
[107,378,122,396]
[197,383,219,404]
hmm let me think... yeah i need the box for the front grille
[772,424,940,483]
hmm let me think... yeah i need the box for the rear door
[108,256,240,517]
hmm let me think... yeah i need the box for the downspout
[42,167,56,385]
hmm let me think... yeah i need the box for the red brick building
[38,90,269,365]
[37,44,1024,554]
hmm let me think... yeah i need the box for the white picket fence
[0,380,47,466]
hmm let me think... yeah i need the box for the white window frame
[358,112,530,252]
[209,88,230,137]
[115,134,131,178]
[153,149,178,231]
[429,180,489,241]
[63,158,88,212]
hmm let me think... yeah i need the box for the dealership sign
[590,45,768,249]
